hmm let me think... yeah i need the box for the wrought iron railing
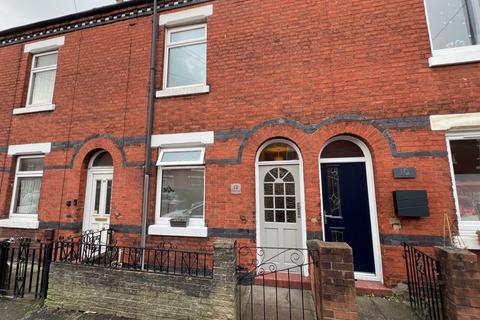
[236,246,317,320]
[67,228,113,247]
[52,240,213,278]
[237,246,311,274]
[403,243,443,320]
[0,238,52,299]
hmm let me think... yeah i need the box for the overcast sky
[0,0,118,31]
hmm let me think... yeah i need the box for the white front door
[258,165,303,271]
[83,172,112,233]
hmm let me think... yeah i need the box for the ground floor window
[448,137,480,222]
[160,168,204,219]
[10,156,44,216]
[156,147,205,223]
[447,132,480,249]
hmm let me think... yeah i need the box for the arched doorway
[319,135,382,282]
[255,139,306,270]
[82,150,114,233]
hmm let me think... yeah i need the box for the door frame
[318,135,383,282]
[82,151,114,233]
[255,139,307,253]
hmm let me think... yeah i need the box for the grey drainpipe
[141,0,158,252]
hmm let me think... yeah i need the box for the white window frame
[9,155,45,219]
[157,147,205,166]
[163,23,207,90]
[446,131,480,249]
[423,0,480,67]
[25,51,58,108]
[149,147,207,237]
[157,23,209,98]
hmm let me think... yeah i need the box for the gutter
[141,0,158,250]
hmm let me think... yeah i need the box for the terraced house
[0,0,479,288]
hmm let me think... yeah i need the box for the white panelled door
[83,172,112,233]
[259,165,303,270]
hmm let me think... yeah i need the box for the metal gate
[236,247,318,320]
[403,243,444,320]
[0,238,52,299]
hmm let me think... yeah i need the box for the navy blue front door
[321,162,375,274]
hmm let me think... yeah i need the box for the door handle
[296,202,301,219]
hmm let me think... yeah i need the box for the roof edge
[0,0,151,37]
[0,0,210,48]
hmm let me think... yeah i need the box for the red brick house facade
[0,0,479,286]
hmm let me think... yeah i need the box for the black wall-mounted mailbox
[393,190,429,217]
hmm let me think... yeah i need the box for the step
[355,280,393,297]
[252,272,311,290]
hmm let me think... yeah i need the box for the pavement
[0,298,129,320]
[1,295,417,320]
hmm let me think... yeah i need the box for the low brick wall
[308,240,358,320]
[46,239,237,320]
[436,246,480,320]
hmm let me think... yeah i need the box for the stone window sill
[148,224,208,238]
[13,104,55,115]
[0,218,39,229]
[156,85,209,98]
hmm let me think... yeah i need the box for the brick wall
[46,239,237,319]
[436,247,480,320]
[0,0,477,286]
[308,240,358,320]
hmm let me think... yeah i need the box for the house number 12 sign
[231,183,241,194]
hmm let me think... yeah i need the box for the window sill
[429,46,480,67]
[148,224,208,237]
[0,218,39,229]
[156,85,209,98]
[455,223,480,249]
[13,104,55,115]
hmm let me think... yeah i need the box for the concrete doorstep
[357,296,418,320]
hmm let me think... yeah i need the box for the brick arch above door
[209,114,448,165]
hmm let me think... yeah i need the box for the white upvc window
[164,24,207,89]
[424,0,480,66]
[446,131,480,248]
[156,147,205,221]
[26,51,58,107]
[10,155,45,218]
[150,147,207,237]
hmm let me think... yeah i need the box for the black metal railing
[403,243,443,320]
[0,238,52,299]
[236,246,317,320]
[52,240,213,278]
[67,228,113,247]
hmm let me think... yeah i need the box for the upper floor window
[426,0,480,50]
[10,156,44,216]
[27,51,58,106]
[164,24,207,89]
[425,0,480,66]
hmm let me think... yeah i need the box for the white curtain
[16,177,41,214]
[30,70,55,105]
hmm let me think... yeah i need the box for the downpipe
[141,0,158,269]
